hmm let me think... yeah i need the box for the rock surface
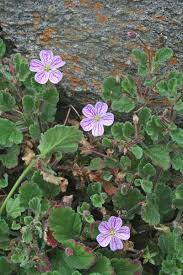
[0,0,183,99]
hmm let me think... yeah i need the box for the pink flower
[96,216,130,251]
[29,50,65,84]
[80,101,114,137]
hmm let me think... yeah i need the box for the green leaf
[112,96,135,113]
[38,125,82,157]
[89,158,103,171]
[41,86,59,122]
[145,146,170,170]
[29,197,41,214]
[138,65,148,76]
[102,137,112,147]
[90,193,106,208]
[6,197,23,219]
[156,80,169,97]
[158,230,180,258]
[134,179,153,193]
[22,95,35,113]
[172,154,183,174]
[155,183,174,221]
[123,122,134,139]
[0,39,6,58]
[129,145,143,159]
[146,116,165,141]
[19,182,42,208]
[153,48,173,64]
[174,100,183,113]
[49,207,82,242]
[87,182,102,196]
[142,194,160,225]
[132,49,147,65]
[0,218,9,250]
[29,124,41,140]
[0,173,8,188]
[169,70,183,86]
[51,250,75,275]
[103,77,121,101]
[139,162,156,178]
[171,128,183,145]
[22,227,33,244]
[0,91,15,112]
[88,255,113,275]
[11,221,21,230]
[113,188,144,219]
[0,144,20,168]
[31,171,60,197]
[119,156,131,171]
[63,240,95,269]
[0,118,23,146]
[0,257,14,275]
[111,258,142,275]
[173,184,183,209]
[14,53,30,82]
[121,76,137,95]
[111,123,124,140]
[138,107,151,126]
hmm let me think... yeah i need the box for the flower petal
[80,118,95,132]
[116,226,130,240]
[96,233,111,247]
[101,112,114,126]
[29,59,44,72]
[98,221,110,234]
[95,102,108,115]
[110,237,123,251]
[50,56,66,69]
[40,50,54,65]
[49,70,63,84]
[35,71,49,84]
[82,104,95,118]
[108,216,122,230]
[92,122,104,137]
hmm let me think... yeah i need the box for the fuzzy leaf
[121,76,137,95]
[112,96,135,113]
[6,197,23,219]
[41,86,59,122]
[132,49,147,65]
[0,39,6,58]
[172,154,183,174]
[174,100,183,113]
[111,122,124,140]
[153,48,173,64]
[138,107,151,126]
[0,218,9,250]
[38,125,82,157]
[63,240,95,269]
[19,182,42,208]
[0,91,15,112]
[14,53,30,81]
[111,258,142,275]
[113,188,144,219]
[51,250,75,275]
[88,255,113,275]
[103,77,121,101]
[145,146,170,170]
[0,144,20,168]
[0,118,23,146]
[173,184,183,209]
[142,194,160,225]
[49,207,82,242]
[129,145,143,159]
[171,128,183,145]
[0,257,14,275]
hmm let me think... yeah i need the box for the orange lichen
[96,13,108,24]
[135,24,147,32]
[64,0,77,8]
[61,53,80,62]
[169,56,177,65]
[80,0,92,7]
[94,3,104,9]
[40,27,56,43]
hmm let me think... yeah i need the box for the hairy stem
[0,159,35,215]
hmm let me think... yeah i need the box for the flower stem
[0,160,35,215]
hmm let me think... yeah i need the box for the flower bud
[127,31,137,39]
[65,247,73,257]
[133,114,139,124]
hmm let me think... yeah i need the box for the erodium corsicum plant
[0,36,183,275]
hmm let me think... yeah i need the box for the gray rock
[0,0,183,102]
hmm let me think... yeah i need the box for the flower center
[94,115,101,122]
[109,229,116,237]
[44,64,51,72]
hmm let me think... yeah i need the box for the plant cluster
[0,36,183,275]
